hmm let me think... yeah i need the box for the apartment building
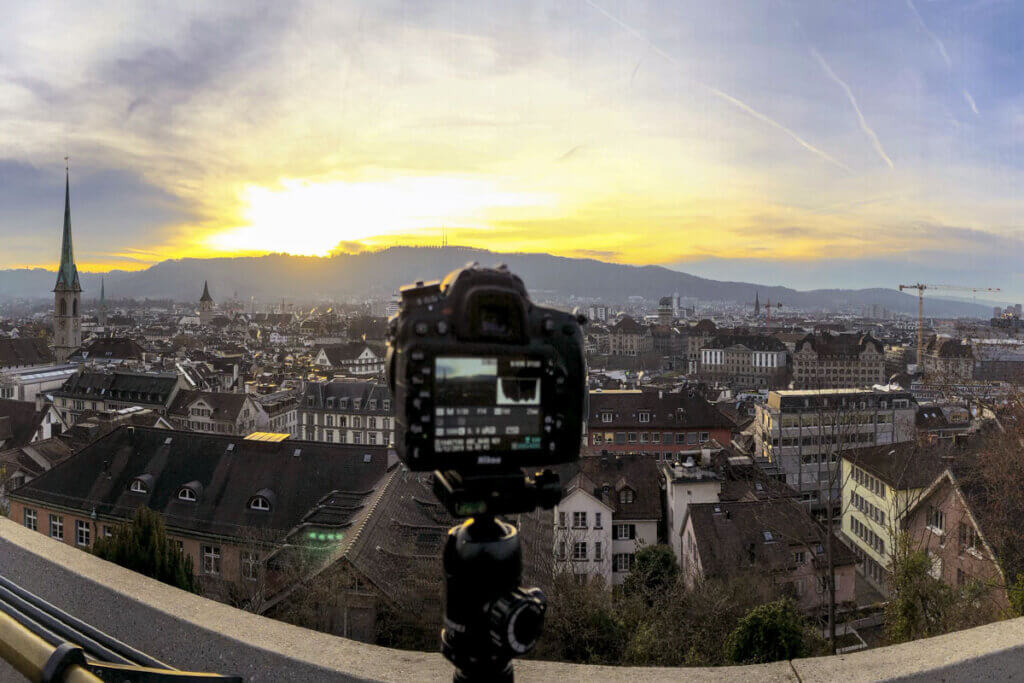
[312,342,386,376]
[754,388,917,520]
[8,426,390,601]
[584,389,734,460]
[607,316,653,357]
[792,333,885,389]
[553,455,661,586]
[922,338,974,380]
[698,333,789,389]
[298,379,394,447]
[167,390,262,435]
[52,369,186,426]
[840,443,943,594]
[679,499,857,612]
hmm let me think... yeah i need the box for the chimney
[700,446,712,468]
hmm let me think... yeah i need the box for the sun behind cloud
[202,176,558,256]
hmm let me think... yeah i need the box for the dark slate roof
[0,338,54,368]
[315,342,384,366]
[167,390,251,421]
[703,333,787,352]
[687,500,856,578]
[11,426,389,542]
[0,400,46,449]
[80,337,147,360]
[55,370,180,404]
[588,389,734,430]
[610,316,646,335]
[658,296,674,306]
[0,438,72,480]
[693,319,717,334]
[795,332,883,357]
[841,441,948,490]
[565,454,662,520]
[926,337,973,358]
[302,379,392,412]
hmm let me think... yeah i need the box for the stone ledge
[2,517,1022,681]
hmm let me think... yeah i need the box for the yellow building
[840,443,944,595]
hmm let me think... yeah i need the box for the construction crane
[897,283,1001,368]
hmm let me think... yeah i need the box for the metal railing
[0,574,241,682]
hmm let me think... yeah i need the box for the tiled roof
[703,333,787,352]
[795,332,882,357]
[55,370,180,404]
[80,337,147,360]
[0,400,47,449]
[564,454,662,520]
[687,500,856,578]
[11,426,389,542]
[301,379,392,412]
[610,316,646,335]
[0,338,54,368]
[841,441,947,490]
[167,390,251,421]
[588,389,734,430]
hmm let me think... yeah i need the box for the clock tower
[53,167,82,363]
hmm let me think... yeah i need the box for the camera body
[387,263,586,472]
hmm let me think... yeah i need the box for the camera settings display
[434,356,543,453]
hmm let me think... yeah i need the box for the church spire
[100,277,105,303]
[54,165,81,292]
[200,280,213,302]
[754,291,760,316]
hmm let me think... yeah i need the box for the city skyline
[2,1,1022,296]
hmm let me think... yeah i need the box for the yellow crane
[897,283,1001,367]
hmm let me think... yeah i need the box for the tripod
[434,470,560,683]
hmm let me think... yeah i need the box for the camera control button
[436,320,449,335]
[542,317,554,334]
[420,414,431,424]
[411,350,425,361]
[409,424,423,434]
[412,398,422,410]
[414,322,429,336]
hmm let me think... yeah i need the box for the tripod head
[435,468,562,682]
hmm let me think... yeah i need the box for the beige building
[698,333,789,388]
[792,333,884,389]
[607,316,653,357]
[922,338,974,380]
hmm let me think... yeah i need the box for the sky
[2,0,1023,299]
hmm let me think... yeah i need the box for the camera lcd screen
[434,356,543,453]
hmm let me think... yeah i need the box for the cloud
[582,0,851,172]
[963,89,980,115]
[906,0,952,68]
[811,48,894,169]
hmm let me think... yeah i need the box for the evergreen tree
[726,598,809,664]
[93,507,196,592]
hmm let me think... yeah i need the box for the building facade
[52,370,186,426]
[698,333,789,389]
[607,317,653,357]
[754,388,917,520]
[298,379,394,447]
[168,390,262,435]
[792,333,884,389]
[923,338,974,380]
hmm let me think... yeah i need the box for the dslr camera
[386,263,586,681]
[387,263,586,478]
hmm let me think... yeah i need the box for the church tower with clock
[53,167,82,363]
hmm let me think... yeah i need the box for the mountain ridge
[0,246,992,317]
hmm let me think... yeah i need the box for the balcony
[2,516,1024,681]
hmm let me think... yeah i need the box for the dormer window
[248,488,275,512]
[619,488,635,505]
[368,399,377,410]
[178,488,197,502]
[129,474,153,494]
[130,480,147,493]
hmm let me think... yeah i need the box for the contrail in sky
[583,0,851,172]
[906,0,952,68]
[812,48,894,169]
[962,89,980,115]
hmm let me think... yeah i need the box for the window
[368,399,377,410]
[612,523,635,540]
[594,512,603,529]
[178,488,197,502]
[627,432,637,443]
[613,553,634,572]
[23,508,36,531]
[353,416,362,429]
[652,432,661,444]
[102,526,113,538]
[249,496,271,511]
[201,545,221,575]
[959,524,980,553]
[50,514,63,540]
[572,542,588,561]
[572,511,587,528]
[130,479,148,494]
[75,520,90,547]
[601,411,613,423]
[382,400,391,411]
[594,542,603,560]
[558,541,566,560]
[792,550,806,564]
[686,432,698,445]
[353,432,362,445]
[593,433,603,445]
[241,551,259,581]
[558,511,566,528]
[619,488,635,504]
[638,411,650,423]
[927,506,945,532]
[699,431,709,443]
